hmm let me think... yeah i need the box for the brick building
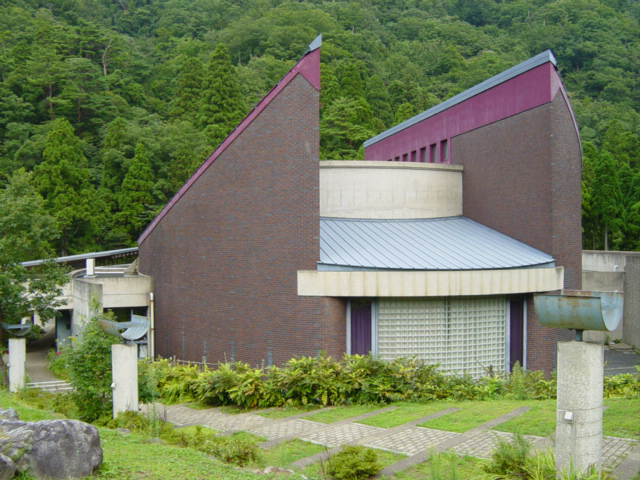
[139,39,581,375]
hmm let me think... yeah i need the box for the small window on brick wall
[420,147,427,162]
[411,150,417,162]
[402,153,408,162]
[441,139,449,162]
[430,143,437,163]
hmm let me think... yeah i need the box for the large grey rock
[0,409,18,421]
[0,454,16,480]
[0,417,102,480]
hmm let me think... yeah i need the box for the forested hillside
[0,0,638,256]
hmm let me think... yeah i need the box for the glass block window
[377,297,506,377]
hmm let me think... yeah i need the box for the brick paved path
[149,402,639,478]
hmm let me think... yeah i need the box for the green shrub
[326,446,382,480]
[138,358,161,404]
[604,373,640,398]
[156,360,201,403]
[201,435,261,466]
[160,426,260,467]
[425,451,468,480]
[61,312,119,421]
[194,362,242,405]
[16,389,77,418]
[47,348,68,380]
[160,424,219,448]
[226,363,266,408]
[150,353,637,409]
[483,433,532,478]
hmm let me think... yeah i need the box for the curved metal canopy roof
[319,216,555,271]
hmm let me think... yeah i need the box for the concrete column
[8,338,26,393]
[556,341,604,475]
[111,344,138,418]
[623,255,640,347]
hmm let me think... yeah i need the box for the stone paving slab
[366,426,458,455]
[290,408,459,469]
[451,431,546,459]
[258,406,395,449]
[145,403,270,431]
[603,436,639,470]
[614,439,640,480]
[150,401,639,478]
[250,418,324,440]
[302,423,385,447]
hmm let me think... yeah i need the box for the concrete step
[26,380,72,393]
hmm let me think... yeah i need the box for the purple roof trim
[138,47,321,245]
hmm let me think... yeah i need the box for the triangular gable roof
[138,36,321,245]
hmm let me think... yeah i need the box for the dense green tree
[590,151,623,250]
[199,43,246,147]
[0,169,68,386]
[116,143,155,245]
[366,74,393,129]
[320,63,341,113]
[100,117,129,193]
[0,0,638,251]
[320,97,376,160]
[395,102,415,124]
[33,118,102,255]
[170,57,205,122]
[335,59,367,100]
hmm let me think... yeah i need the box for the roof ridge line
[364,50,557,148]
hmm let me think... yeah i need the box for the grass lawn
[493,399,556,437]
[97,429,272,480]
[4,389,639,479]
[1,389,65,421]
[258,405,323,420]
[419,400,534,433]
[358,401,453,428]
[603,398,640,439]
[259,439,327,466]
[304,403,388,424]
[394,452,489,480]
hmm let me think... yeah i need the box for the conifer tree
[199,43,246,147]
[366,75,393,129]
[101,117,128,193]
[117,143,155,245]
[33,118,101,255]
[335,59,367,100]
[591,151,622,250]
[320,64,340,113]
[170,57,205,122]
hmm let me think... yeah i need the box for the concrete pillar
[86,258,95,277]
[556,341,603,475]
[111,344,138,418]
[8,338,26,393]
[623,255,640,347]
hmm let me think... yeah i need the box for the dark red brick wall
[453,91,582,372]
[139,74,346,366]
